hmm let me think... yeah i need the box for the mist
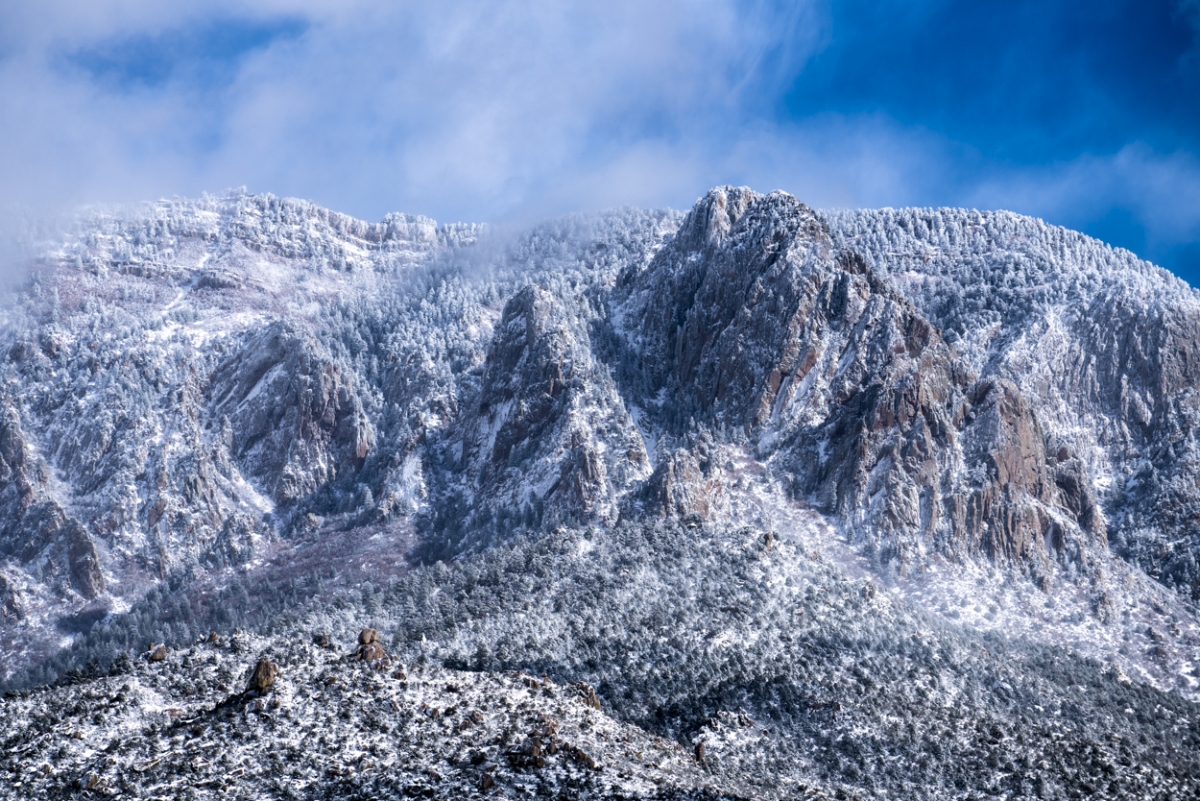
[0,0,1197,281]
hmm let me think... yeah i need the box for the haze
[1,0,1197,282]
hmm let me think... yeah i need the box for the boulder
[575,682,601,710]
[247,659,278,693]
[356,642,387,662]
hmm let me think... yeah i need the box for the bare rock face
[944,378,1102,567]
[618,186,833,428]
[207,321,374,506]
[0,398,107,598]
[630,440,727,523]
[1059,292,1200,594]
[65,519,106,599]
[0,573,24,623]
[0,399,52,560]
[615,187,1104,571]
[447,286,649,547]
[826,206,1200,597]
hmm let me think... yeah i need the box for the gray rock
[614,187,1102,572]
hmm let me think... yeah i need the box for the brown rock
[65,520,105,599]
[566,745,599,770]
[148,644,166,663]
[507,734,546,768]
[575,682,601,710]
[358,627,380,645]
[635,446,725,523]
[247,659,278,693]
[356,641,387,662]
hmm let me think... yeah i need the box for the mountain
[0,187,1198,799]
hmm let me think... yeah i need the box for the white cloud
[0,0,829,223]
[0,0,1196,281]
[969,144,1200,260]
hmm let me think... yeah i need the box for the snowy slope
[827,208,1200,598]
[1,187,1200,798]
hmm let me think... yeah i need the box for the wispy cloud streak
[0,1,1197,281]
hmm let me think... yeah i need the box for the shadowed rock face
[615,187,1105,571]
[448,286,649,546]
[0,573,22,622]
[207,321,374,506]
[631,442,727,525]
[620,187,834,428]
[0,398,106,599]
[65,519,106,599]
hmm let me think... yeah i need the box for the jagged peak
[675,185,822,251]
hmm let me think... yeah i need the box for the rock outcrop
[0,397,107,598]
[444,285,649,548]
[207,321,375,506]
[355,628,387,662]
[0,572,23,623]
[246,659,278,692]
[613,187,1105,571]
[629,440,727,523]
[827,206,1200,596]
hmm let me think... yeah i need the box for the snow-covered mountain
[1,187,1198,798]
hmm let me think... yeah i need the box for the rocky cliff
[612,188,1104,577]
[0,186,1197,708]
[829,207,1200,598]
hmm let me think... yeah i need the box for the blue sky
[1,0,1198,283]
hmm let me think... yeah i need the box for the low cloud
[0,0,828,223]
[0,1,1196,283]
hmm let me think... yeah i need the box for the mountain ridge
[0,186,1198,799]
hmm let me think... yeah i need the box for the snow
[2,188,1200,797]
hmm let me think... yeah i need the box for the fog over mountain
[1,187,1198,799]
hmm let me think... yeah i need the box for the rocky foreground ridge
[0,187,1198,797]
[3,523,1198,800]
